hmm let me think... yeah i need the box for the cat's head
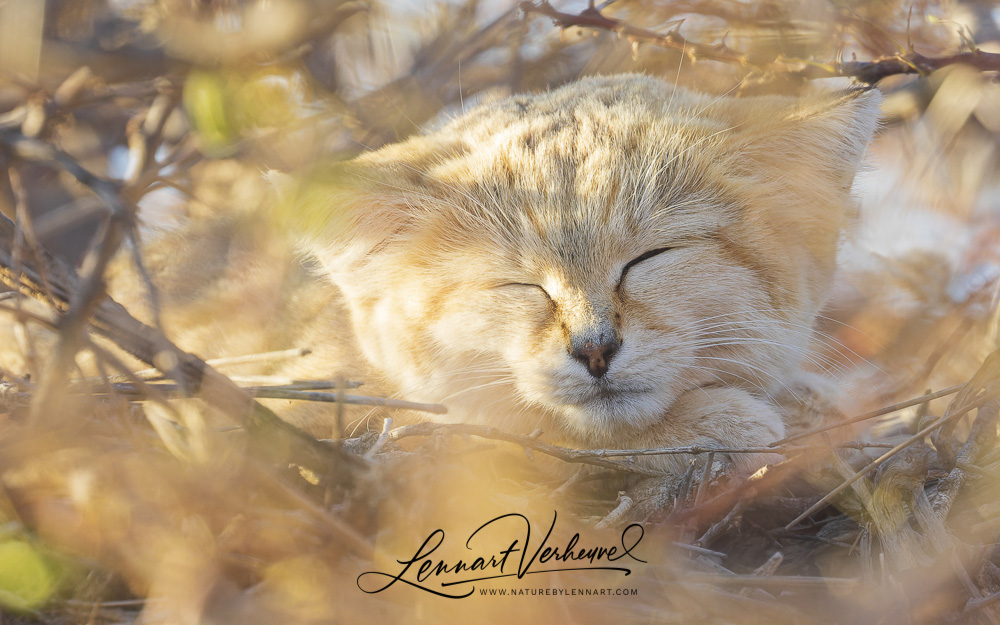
[286,74,881,443]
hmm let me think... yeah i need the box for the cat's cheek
[505,327,575,391]
[614,330,692,391]
[416,289,526,350]
[455,292,560,363]
[425,308,495,349]
[490,319,600,420]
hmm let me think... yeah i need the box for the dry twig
[519,0,1000,84]
[387,421,666,477]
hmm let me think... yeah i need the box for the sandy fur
[1,74,882,475]
[286,74,881,471]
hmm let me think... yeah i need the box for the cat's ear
[726,88,882,191]
[269,159,419,272]
[716,89,882,288]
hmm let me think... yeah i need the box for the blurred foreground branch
[520,0,746,65]
[520,0,1000,84]
[0,131,361,486]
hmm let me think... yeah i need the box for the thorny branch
[0,133,364,485]
[1,2,1000,622]
[932,399,1000,519]
[785,350,1000,529]
[385,421,893,478]
[519,0,1000,84]
[387,421,667,477]
[520,1,747,65]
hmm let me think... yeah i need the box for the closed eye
[498,282,555,305]
[617,247,674,289]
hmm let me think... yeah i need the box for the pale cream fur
[278,74,881,473]
[1,74,882,476]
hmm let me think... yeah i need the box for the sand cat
[7,74,883,475]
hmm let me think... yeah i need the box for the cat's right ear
[722,87,883,193]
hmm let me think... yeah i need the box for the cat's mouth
[574,384,654,404]
[534,374,669,435]
[592,387,633,401]
[550,383,667,439]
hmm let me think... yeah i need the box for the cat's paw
[623,386,785,477]
[772,370,846,437]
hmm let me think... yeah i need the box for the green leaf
[184,69,236,154]
[0,540,57,611]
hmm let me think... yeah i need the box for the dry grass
[0,0,999,623]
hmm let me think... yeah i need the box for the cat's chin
[554,388,671,444]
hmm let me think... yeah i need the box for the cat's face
[294,75,881,443]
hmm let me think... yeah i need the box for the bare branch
[772,384,964,446]
[785,350,1000,530]
[520,0,747,66]
[387,421,667,477]
[0,207,361,482]
[932,399,1000,519]
[519,0,1000,84]
[802,49,1000,84]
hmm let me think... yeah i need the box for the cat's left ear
[728,88,882,191]
[268,159,417,274]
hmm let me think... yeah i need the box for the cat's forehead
[496,186,725,280]
[424,78,735,207]
[442,74,732,140]
[370,78,740,281]
[435,88,728,235]
[415,163,728,289]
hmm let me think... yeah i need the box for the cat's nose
[572,339,620,379]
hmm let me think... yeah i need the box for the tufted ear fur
[268,162,419,280]
[271,131,477,280]
[725,88,882,192]
[705,88,882,312]
[717,88,882,237]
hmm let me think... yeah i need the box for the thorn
[719,30,730,50]
[906,6,914,52]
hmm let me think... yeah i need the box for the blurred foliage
[0,1,999,624]
[0,539,58,612]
